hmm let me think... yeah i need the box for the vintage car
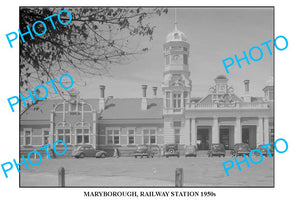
[133,145,154,158]
[207,144,226,157]
[185,145,197,157]
[72,144,107,158]
[164,143,180,158]
[230,143,251,157]
[255,144,275,157]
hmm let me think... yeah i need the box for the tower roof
[215,75,228,80]
[166,23,187,42]
[214,75,229,84]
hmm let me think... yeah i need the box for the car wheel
[141,156,143,158]
[134,156,137,158]
[151,155,154,158]
[166,156,169,158]
[100,153,105,158]
[147,155,149,158]
[80,153,85,158]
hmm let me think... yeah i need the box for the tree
[19,7,168,114]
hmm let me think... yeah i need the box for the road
[20,156,274,187]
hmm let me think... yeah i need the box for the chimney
[141,85,148,110]
[99,85,105,112]
[152,86,158,97]
[243,80,251,102]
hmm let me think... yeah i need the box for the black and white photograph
[2,0,300,212]
[19,7,274,187]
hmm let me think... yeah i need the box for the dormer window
[263,86,274,101]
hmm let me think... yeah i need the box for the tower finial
[174,8,178,31]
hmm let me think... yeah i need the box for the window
[173,121,181,144]
[270,128,274,143]
[166,92,171,108]
[183,47,188,51]
[43,129,49,145]
[183,91,189,107]
[70,101,77,112]
[24,129,32,145]
[173,121,181,128]
[57,129,71,144]
[166,55,170,65]
[173,93,181,109]
[269,91,274,100]
[78,103,83,111]
[183,54,188,64]
[128,129,135,145]
[76,129,90,144]
[143,129,156,144]
[56,123,71,144]
[75,122,90,144]
[64,103,69,112]
[106,129,120,145]
[174,128,181,144]
[55,104,63,112]
[83,104,92,111]
[174,33,179,39]
[218,85,226,93]
[67,101,93,113]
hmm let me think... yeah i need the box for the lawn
[20,156,274,187]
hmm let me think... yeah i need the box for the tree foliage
[19,7,167,114]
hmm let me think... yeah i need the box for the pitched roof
[20,99,99,121]
[100,98,163,120]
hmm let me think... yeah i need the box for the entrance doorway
[197,128,210,150]
[220,128,230,150]
[242,128,249,144]
[242,126,257,149]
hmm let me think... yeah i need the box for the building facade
[20,24,274,152]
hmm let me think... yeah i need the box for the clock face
[171,54,182,64]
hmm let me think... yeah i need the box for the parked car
[72,144,107,158]
[164,143,180,158]
[255,144,274,157]
[185,145,197,157]
[133,145,154,158]
[207,144,226,157]
[230,143,251,157]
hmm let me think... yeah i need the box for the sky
[77,7,274,99]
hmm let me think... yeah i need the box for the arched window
[83,103,92,112]
[55,104,63,112]
[75,122,90,144]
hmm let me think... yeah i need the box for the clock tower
[162,22,192,113]
[161,22,192,145]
